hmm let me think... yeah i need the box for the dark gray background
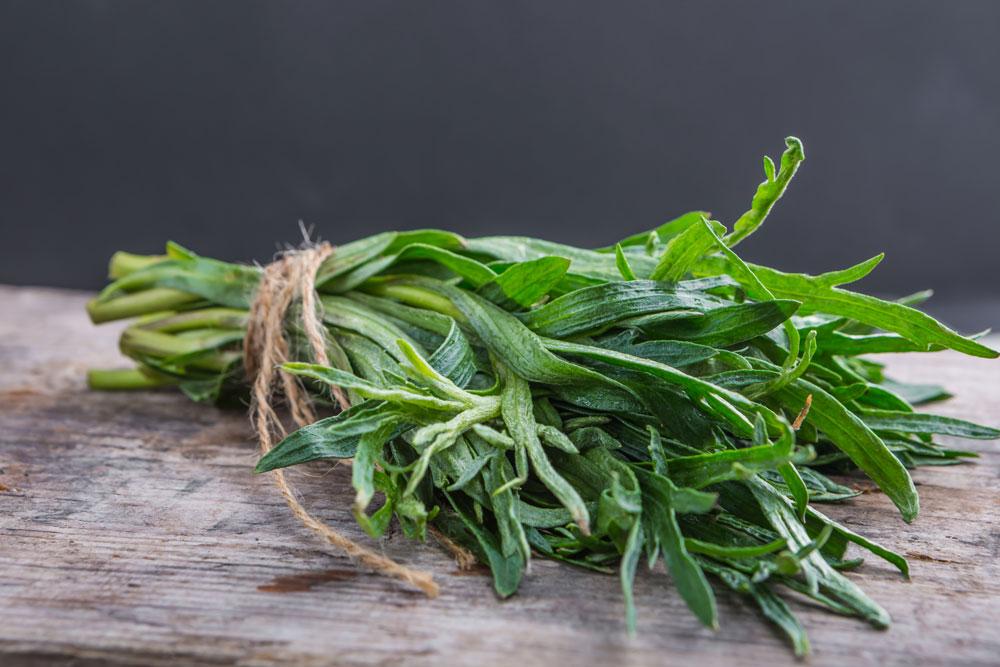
[1,1,997,329]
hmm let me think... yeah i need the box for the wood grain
[1,285,998,666]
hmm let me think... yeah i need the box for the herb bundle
[87,138,998,656]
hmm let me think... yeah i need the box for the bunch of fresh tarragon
[87,138,998,656]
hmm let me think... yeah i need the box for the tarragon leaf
[724,137,805,247]
[712,260,998,359]
[861,410,1000,439]
[650,218,727,282]
[636,467,718,629]
[518,280,722,338]
[477,256,570,309]
[255,401,407,472]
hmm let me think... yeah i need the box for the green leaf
[713,370,920,523]
[804,329,931,355]
[719,260,998,359]
[283,362,465,412]
[646,426,669,475]
[441,494,524,598]
[412,278,620,388]
[93,243,261,310]
[351,421,396,534]
[861,410,1000,439]
[338,332,402,389]
[498,362,591,533]
[321,295,427,361]
[621,519,644,635]
[315,229,466,287]
[445,452,495,492]
[664,443,806,490]
[778,462,810,521]
[255,401,406,472]
[598,334,750,371]
[699,559,810,657]
[742,477,891,628]
[466,236,657,282]
[325,242,497,292]
[609,211,712,251]
[806,506,909,577]
[519,280,724,338]
[545,338,790,442]
[477,256,571,309]
[636,467,718,629]
[427,321,478,388]
[347,291,454,338]
[628,299,800,348]
[315,233,398,286]
[750,582,812,657]
[724,137,805,247]
[515,500,580,528]
[880,379,951,405]
[482,451,530,561]
[684,536,788,559]
[650,218,727,282]
[614,244,638,281]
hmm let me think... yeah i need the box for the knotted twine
[243,243,464,597]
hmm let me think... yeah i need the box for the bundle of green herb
[87,138,998,656]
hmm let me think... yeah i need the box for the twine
[243,243,443,596]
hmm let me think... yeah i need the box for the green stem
[87,288,200,323]
[87,367,174,390]
[135,307,249,332]
[364,283,463,320]
[119,326,240,371]
[108,251,168,278]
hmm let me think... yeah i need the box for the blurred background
[1,1,997,329]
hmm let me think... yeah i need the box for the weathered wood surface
[1,285,998,667]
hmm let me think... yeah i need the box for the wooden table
[2,285,998,666]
